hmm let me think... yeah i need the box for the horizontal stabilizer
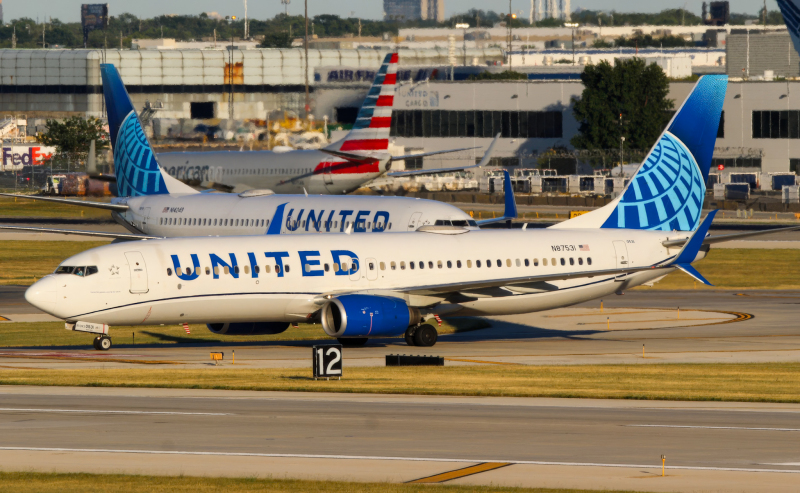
[387,134,499,177]
[0,225,157,240]
[675,263,713,286]
[662,224,800,248]
[0,193,129,212]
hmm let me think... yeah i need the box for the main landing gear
[93,335,112,351]
[404,324,438,347]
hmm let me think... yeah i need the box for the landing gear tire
[413,324,438,347]
[404,327,417,346]
[337,337,368,347]
[94,335,112,351]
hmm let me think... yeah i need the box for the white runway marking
[0,408,231,416]
[627,424,800,432]
[0,447,798,474]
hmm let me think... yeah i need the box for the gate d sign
[312,344,343,379]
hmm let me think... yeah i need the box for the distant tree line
[0,8,788,50]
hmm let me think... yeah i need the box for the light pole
[455,23,469,66]
[619,136,625,176]
[564,22,578,64]
[304,0,310,119]
[281,0,290,16]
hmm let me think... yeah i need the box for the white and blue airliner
[25,75,795,351]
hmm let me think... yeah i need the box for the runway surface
[0,386,798,491]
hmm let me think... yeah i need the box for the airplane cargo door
[612,241,629,269]
[407,212,422,231]
[124,251,149,294]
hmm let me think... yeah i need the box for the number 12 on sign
[312,344,343,379]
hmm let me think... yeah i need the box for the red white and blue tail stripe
[326,53,397,155]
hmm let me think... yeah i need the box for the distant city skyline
[2,0,781,24]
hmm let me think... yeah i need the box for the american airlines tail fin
[777,0,800,55]
[552,74,727,232]
[100,64,197,196]
[323,53,398,159]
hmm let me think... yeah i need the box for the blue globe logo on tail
[114,110,168,197]
[602,132,703,231]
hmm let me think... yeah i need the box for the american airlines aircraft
[0,66,507,240]
[154,52,480,194]
[28,76,791,351]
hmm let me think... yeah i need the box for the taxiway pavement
[0,386,798,491]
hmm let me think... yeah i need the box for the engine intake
[321,294,419,338]
[206,322,290,336]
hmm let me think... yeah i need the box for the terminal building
[1,34,800,175]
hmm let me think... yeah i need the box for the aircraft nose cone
[25,279,57,314]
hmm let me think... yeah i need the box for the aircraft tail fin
[100,64,197,196]
[777,0,800,56]
[323,53,398,157]
[551,75,727,232]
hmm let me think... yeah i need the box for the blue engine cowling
[206,322,290,335]
[321,295,420,338]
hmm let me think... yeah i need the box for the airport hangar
[1,37,800,175]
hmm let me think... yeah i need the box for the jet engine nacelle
[206,322,290,335]
[321,294,420,338]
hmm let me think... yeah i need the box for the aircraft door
[140,208,151,229]
[612,241,629,269]
[365,258,378,281]
[407,212,422,231]
[124,251,149,294]
[322,163,334,185]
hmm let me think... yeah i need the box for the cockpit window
[468,220,478,227]
[434,219,452,226]
[55,265,98,277]
[451,220,468,227]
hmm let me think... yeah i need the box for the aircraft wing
[0,193,129,212]
[386,134,500,177]
[475,169,517,227]
[0,225,157,240]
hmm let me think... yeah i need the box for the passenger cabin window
[560,258,566,266]
[587,258,592,265]
[391,261,397,270]
[569,258,575,266]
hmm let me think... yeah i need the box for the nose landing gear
[93,335,112,351]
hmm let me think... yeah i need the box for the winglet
[266,203,287,235]
[502,169,518,222]
[475,167,518,227]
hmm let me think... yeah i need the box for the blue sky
[3,0,781,24]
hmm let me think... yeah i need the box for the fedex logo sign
[1,146,56,171]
